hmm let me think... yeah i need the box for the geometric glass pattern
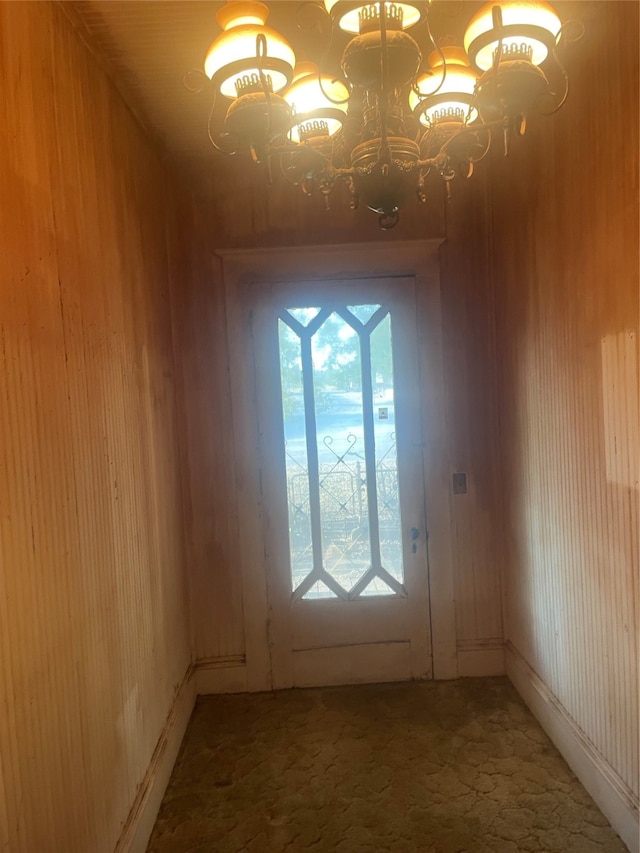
[278,303,406,600]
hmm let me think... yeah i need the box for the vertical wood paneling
[0,3,190,851]
[165,183,246,661]
[439,172,505,648]
[491,0,638,800]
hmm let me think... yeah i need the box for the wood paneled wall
[165,182,246,663]
[0,4,190,851]
[172,130,505,669]
[490,0,638,808]
[440,171,505,659]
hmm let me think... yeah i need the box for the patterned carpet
[147,678,627,852]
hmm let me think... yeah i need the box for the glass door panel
[278,304,403,601]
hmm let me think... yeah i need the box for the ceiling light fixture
[198,0,582,229]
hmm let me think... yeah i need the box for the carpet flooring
[147,677,627,852]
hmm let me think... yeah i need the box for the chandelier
[197,1,581,229]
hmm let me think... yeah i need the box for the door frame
[253,277,433,689]
[219,240,458,690]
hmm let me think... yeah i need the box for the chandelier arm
[452,123,495,170]
[490,6,505,79]
[253,32,280,180]
[330,165,356,178]
[418,120,495,174]
[207,86,238,154]
[538,45,570,116]
[278,153,304,187]
[318,72,352,105]
[419,164,433,182]
[183,69,208,94]
[316,11,352,105]
[469,124,493,165]
[486,5,508,154]
[464,102,475,126]
[255,33,273,138]
[416,155,440,169]
[556,18,585,47]
[378,0,390,160]
[419,138,451,166]
[420,8,447,98]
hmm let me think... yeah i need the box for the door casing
[220,240,458,691]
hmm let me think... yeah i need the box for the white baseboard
[194,655,248,694]
[457,641,505,676]
[115,664,196,853]
[194,649,507,688]
[506,642,639,853]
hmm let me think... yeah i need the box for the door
[253,277,432,688]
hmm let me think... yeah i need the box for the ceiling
[64,0,489,162]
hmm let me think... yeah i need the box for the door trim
[219,240,458,689]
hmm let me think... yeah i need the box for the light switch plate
[453,472,467,494]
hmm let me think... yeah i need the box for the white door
[253,276,432,688]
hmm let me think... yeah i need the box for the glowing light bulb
[410,46,479,126]
[324,1,423,34]
[284,62,348,143]
[464,0,561,72]
[204,1,295,98]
